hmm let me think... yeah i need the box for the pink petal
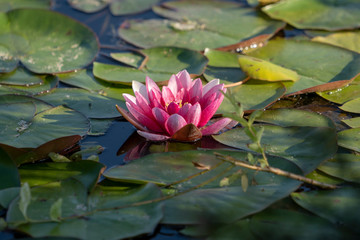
[165,114,187,136]
[203,79,220,96]
[185,103,201,126]
[178,103,192,118]
[116,105,147,131]
[127,102,163,132]
[202,83,224,101]
[149,89,164,109]
[146,76,161,95]
[167,74,178,96]
[176,70,192,90]
[135,91,153,117]
[123,93,136,105]
[189,78,202,104]
[137,130,170,141]
[132,81,148,101]
[198,98,223,127]
[167,102,180,115]
[162,86,175,105]
[201,118,233,136]
[152,107,170,128]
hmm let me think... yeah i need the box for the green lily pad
[291,187,360,234]
[119,0,285,51]
[248,39,360,95]
[262,0,360,31]
[317,75,360,104]
[0,104,89,148]
[67,0,109,13]
[318,153,360,184]
[19,161,105,190]
[213,125,337,174]
[0,67,44,86]
[312,31,360,54]
[0,0,51,12]
[255,108,336,128]
[343,117,360,129]
[337,128,360,152]
[204,49,241,68]
[0,9,98,73]
[111,46,208,75]
[3,75,58,96]
[250,208,356,239]
[306,169,344,186]
[7,180,163,240]
[37,88,125,119]
[0,94,52,114]
[238,55,299,82]
[93,62,173,85]
[217,79,286,113]
[340,97,360,114]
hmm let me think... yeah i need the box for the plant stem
[214,153,339,190]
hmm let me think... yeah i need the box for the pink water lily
[116,70,232,142]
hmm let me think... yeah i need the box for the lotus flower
[116,70,232,142]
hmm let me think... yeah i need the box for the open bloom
[116,70,232,141]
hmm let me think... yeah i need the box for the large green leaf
[0,104,89,148]
[248,39,360,95]
[111,46,208,76]
[337,128,360,152]
[2,75,58,96]
[104,149,302,224]
[7,180,163,240]
[0,94,52,113]
[19,161,105,190]
[119,0,284,50]
[343,117,360,129]
[37,88,125,119]
[340,97,360,114]
[318,153,360,184]
[217,80,286,113]
[0,9,98,73]
[292,187,360,234]
[262,0,360,31]
[0,0,51,12]
[213,125,337,174]
[67,0,109,13]
[312,31,360,54]
[0,67,43,86]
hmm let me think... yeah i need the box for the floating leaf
[337,128,360,152]
[213,125,337,174]
[110,0,160,15]
[340,97,360,114]
[111,46,208,75]
[0,67,43,86]
[4,75,58,96]
[318,153,360,184]
[19,160,105,190]
[0,148,20,191]
[255,108,336,128]
[7,180,163,240]
[217,80,286,113]
[37,88,125,119]
[238,55,299,82]
[19,182,31,220]
[49,198,62,222]
[0,0,51,12]
[248,39,360,95]
[0,104,89,148]
[262,0,360,31]
[67,0,110,13]
[292,187,360,234]
[119,0,285,50]
[0,9,98,73]
[312,31,360,54]
[343,117,360,129]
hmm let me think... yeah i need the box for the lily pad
[255,108,336,128]
[93,62,172,85]
[340,97,360,114]
[0,9,98,73]
[0,148,20,190]
[119,0,285,50]
[343,117,360,129]
[213,125,337,174]
[317,75,360,104]
[19,161,105,190]
[37,88,125,119]
[0,0,51,12]
[0,94,52,114]
[111,46,208,75]
[217,79,286,113]
[248,39,360,95]
[291,187,360,234]
[312,31,360,54]
[318,153,360,184]
[0,104,89,148]
[262,0,360,31]
[337,128,360,152]
[3,75,58,96]
[57,69,133,101]
[7,180,163,240]
[67,0,110,13]
[0,67,44,86]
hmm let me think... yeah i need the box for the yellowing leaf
[238,55,299,82]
